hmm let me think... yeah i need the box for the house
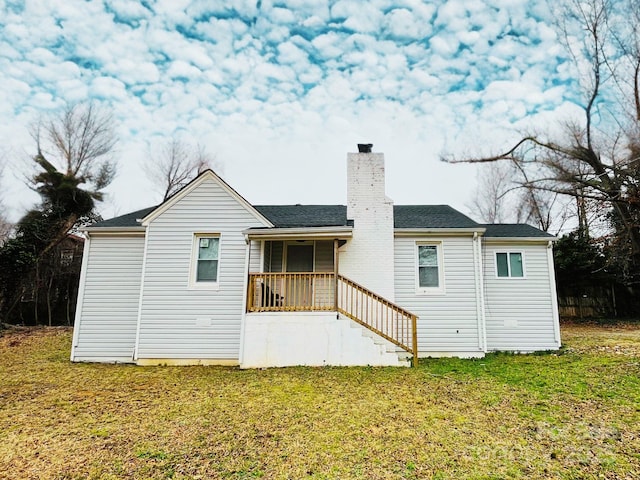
[71,146,561,367]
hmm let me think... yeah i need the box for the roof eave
[394,227,486,236]
[83,226,147,235]
[244,226,353,240]
[483,236,557,243]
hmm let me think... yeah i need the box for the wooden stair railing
[247,272,418,366]
[336,275,418,367]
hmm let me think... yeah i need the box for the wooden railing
[247,272,336,312]
[246,272,418,366]
[336,275,418,367]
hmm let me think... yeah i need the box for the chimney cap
[357,143,373,153]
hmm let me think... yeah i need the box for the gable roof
[140,170,273,227]
[88,203,551,238]
[481,224,555,238]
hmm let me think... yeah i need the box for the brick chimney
[340,145,395,300]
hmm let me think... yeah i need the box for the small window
[194,236,220,284]
[60,249,74,267]
[496,252,524,278]
[416,243,444,293]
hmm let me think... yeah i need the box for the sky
[0,0,583,223]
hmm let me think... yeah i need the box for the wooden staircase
[247,272,419,366]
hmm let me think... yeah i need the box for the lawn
[0,324,639,480]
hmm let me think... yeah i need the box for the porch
[242,237,418,367]
[245,271,418,366]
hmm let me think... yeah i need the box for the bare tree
[146,139,218,201]
[32,102,117,200]
[467,163,513,223]
[0,159,12,243]
[468,161,567,232]
[0,102,118,322]
[445,0,640,282]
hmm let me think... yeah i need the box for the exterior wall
[394,236,484,357]
[482,241,561,351]
[340,152,395,300]
[71,234,145,362]
[136,177,266,361]
[241,312,406,367]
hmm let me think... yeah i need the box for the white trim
[472,233,485,352]
[483,237,557,243]
[415,241,446,295]
[82,229,146,235]
[189,233,221,290]
[547,241,562,347]
[477,235,487,352]
[70,234,92,361]
[244,226,352,240]
[238,239,252,366]
[494,250,526,279]
[395,228,485,236]
[141,170,273,228]
[133,225,151,361]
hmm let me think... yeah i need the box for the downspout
[477,234,487,353]
[238,236,251,366]
[334,238,339,315]
[70,233,92,361]
[547,241,561,347]
[473,232,487,353]
[133,226,151,362]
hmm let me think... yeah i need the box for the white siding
[482,242,560,351]
[72,235,145,362]
[394,236,482,356]
[137,178,265,361]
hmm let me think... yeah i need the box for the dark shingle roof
[254,205,349,228]
[90,204,549,238]
[393,205,479,229]
[254,204,481,229]
[90,206,157,228]
[481,224,554,238]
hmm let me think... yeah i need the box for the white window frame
[415,242,445,295]
[189,233,221,290]
[494,251,526,279]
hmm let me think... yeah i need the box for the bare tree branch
[145,139,219,201]
[445,0,640,284]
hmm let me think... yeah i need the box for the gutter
[394,227,486,236]
[243,226,353,240]
[483,236,557,243]
[82,226,146,235]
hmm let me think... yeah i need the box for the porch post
[334,239,339,311]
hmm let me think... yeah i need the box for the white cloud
[0,0,577,224]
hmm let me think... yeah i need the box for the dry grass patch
[1,324,639,479]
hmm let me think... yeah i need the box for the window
[496,252,524,278]
[416,243,444,293]
[60,249,74,267]
[193,235,220,285]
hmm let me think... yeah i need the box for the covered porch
[243,231,418,367]
[248,238,342,312]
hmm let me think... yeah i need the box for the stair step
[338,313,411,367]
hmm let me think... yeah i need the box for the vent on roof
[357,143,373,153]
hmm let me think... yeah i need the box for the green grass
[1,324,639,479]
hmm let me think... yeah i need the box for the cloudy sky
[0,0,582,222]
